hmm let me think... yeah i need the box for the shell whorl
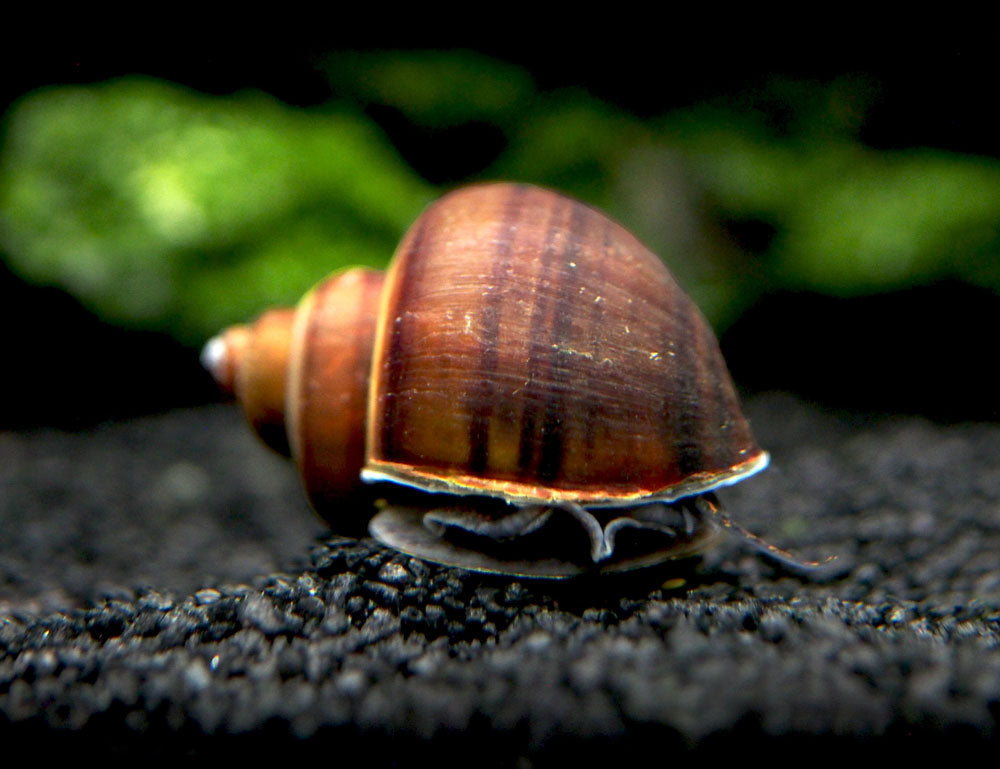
[286,267,386,510]
[363,183,766,506]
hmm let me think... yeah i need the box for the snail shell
[206,183,775,577]
[364,183,765,505]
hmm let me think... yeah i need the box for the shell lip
[360,451,769,508]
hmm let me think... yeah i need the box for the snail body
[205,183,788,577]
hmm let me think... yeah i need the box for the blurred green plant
[666,104,1000,298]
[2,59,999,347]
[323,49,536,130]
[0,78,434,343]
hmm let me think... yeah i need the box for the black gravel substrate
[2,393,1000,763]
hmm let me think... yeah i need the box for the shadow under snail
[203,183,825,578]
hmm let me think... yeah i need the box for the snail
[204,183,821,578]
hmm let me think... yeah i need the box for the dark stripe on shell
[380,213,430,460]
[664,283,704,477]
[517,196,568,476]
[537,201,590,482]
[581,214,612,458]
[466,185,526,474]
[702,319,727,471]
[685,297,710,473]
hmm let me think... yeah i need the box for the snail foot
[369,497,719,579]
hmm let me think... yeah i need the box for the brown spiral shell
[362,183,766,506]
[204,182,780,575]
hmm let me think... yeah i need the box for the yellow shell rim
[360,451,769,509]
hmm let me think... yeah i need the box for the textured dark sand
[2,393,1000,761]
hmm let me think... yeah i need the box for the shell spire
[203,307,296,456]
[202,268,386,509]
